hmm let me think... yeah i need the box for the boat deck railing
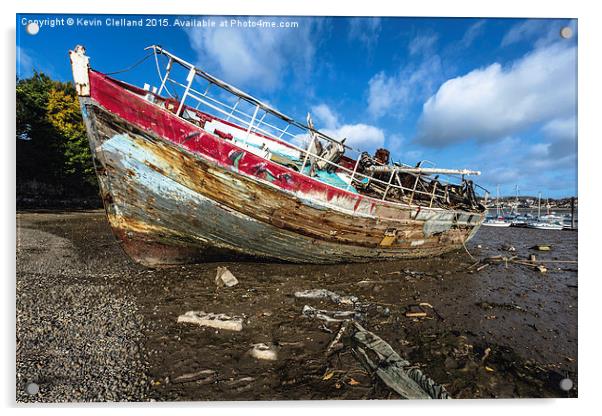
[145,45,484,210]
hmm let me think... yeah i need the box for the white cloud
[348,18,382,50]
[404,150,423,162]
[501,19,577,48]
[384,133,405,156]
[416,42,576,146]
[323,124,385,151]
[367,72,403,118]
[17,46,34,78]
[185,17,319,91]
[465,137,524,186]
[367,54,443,118]
[310,104,385,151]
[542,116,576,141]
[461,20,486,47]
[529,116,577,164]
[463,127,576,195]
[408,34,438,56]
[311,104,338,129]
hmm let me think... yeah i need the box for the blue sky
[17,14,577,197]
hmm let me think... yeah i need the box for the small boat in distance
[483,218,512,227]
[507,213,530,227]
[483,185,511,227]
[527,192,563,231]
[528,222,563,231]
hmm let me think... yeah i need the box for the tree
[16,72,98,203]
[47,86,96,185]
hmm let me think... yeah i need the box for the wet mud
[16,210,578,401]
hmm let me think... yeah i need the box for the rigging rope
[104,51,175,100]
[104,52,154,75]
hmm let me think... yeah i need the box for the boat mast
[496,185,501,218]
[538,192,541,219]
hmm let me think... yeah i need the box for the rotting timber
[70,44,486,267]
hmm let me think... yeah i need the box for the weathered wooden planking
[79,71,484,266]
[81,101,481,265]
[88,70,484,223]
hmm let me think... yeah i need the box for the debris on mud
[16,211,578,401]
[294,289,358,306]
[351,321,451,399]
[249,343,279,361]
[171,369,216,384]
[215,266,239,288]
[405,305,428,318]
[301,305,360,322]
[177,311,243,331]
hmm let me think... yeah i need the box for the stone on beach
[216,266,239,287]
[249,343,279,361]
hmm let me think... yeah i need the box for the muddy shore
[16,210,578,402]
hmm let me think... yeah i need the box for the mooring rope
[462,237,477,261]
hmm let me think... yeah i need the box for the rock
[215,266,239,287]
[249,343,278,361]
[376,305,391,317]
[444,357,458,370]
[177,311,243,331]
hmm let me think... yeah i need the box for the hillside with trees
[16,72,100,208]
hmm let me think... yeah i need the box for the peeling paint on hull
[79,72,484,266]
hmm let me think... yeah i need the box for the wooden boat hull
[80,71,485,266]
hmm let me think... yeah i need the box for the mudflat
[16,210,577,402]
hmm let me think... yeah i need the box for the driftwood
[171,369,216,384]
[351,322,451,399]
[469,254,577,274]
[325,320,349,355]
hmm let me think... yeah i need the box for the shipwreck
[69,45,486,266]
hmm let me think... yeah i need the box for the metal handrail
[146,45,355,151]
[144,45,483,209]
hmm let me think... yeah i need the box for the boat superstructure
[70,45,487,266]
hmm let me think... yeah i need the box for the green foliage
[16,72,98,200]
